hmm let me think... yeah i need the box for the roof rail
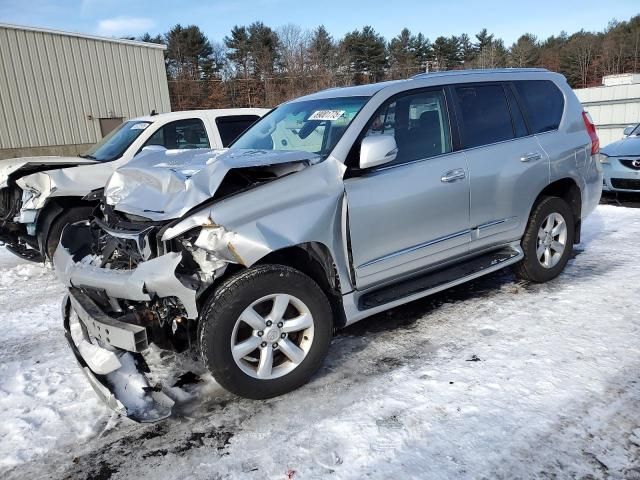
[411,68,549,80]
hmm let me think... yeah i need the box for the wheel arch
[200,242,347,329]
[531,177,582,244]
[35,196,98,256]
[255,242,347,329]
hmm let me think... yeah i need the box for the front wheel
[515,196,575,283]
[198,264,333,399]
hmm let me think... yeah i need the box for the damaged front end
[0,183,38,259]
[55,208,231,421]
[0,157,98,262]
[56,147,347,420]
[0,177,47,261]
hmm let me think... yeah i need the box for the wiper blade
[79,154,97,160]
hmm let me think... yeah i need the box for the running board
[355,245,523,314]
[4,242,43,263]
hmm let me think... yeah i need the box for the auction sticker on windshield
[131,123,150,130]
[308,110,345,121]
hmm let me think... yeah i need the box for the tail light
[582,111,599,155]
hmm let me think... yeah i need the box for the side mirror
[623,125,636,137]
[139,145,167,155]
[359,135,398,169]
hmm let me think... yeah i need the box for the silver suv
[55,69,602,421]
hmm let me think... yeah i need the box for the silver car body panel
[84,68,602,324]
[104,148,320,221]
[161,155,353,292]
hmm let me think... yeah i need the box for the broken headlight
[177,226,232,282]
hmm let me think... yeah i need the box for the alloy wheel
[536,212,568,269]
[230,293,315,380]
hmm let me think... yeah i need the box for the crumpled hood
[105,148,320,221]
[601,135,640,157]
[0,155,95,189]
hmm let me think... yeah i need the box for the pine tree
[164,24,213,80]
[509,34,539,67]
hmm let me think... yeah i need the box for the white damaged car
[0,108,266,261]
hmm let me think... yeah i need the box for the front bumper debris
[63,290,175,422]
[54,223,198,318]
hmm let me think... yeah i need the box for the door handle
[520,152,542,162]
[441,169,466,183]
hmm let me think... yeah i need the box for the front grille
[610,178,640,190]
[620,159,640,171]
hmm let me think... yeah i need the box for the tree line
[134,14,640,110]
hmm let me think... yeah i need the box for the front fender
[162,158,354,293]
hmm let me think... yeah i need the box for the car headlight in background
[597,152,610,164]
[16,171,54,210]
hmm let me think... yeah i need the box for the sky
[0,0,638,45]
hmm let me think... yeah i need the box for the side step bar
[3,241,43,263]
[343,244,523,325]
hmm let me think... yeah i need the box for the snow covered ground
[2,204,640,479]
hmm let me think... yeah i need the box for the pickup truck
[0,108,268,261]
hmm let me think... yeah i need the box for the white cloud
[96,16,155,36]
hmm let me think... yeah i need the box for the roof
[291,68,553,103]
[0,22,167,50]
[411,68,549,79]
[291,80,407,102]
[130,108,270,123]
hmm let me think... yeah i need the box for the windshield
[631,124,640,136]
[231,96,370,157]
[83,121,151,162]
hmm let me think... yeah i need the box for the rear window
[455,84,514,149]
[514,80,564,133]
[216,115,260,147]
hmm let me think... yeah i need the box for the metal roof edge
[0,22,167,50]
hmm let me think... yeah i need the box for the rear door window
[216,115,261,147]
[144,119,210,150]
[455,84,514,149]
[514,80,564,133]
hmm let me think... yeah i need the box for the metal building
[0,23,170,160]
[574,74,640,147]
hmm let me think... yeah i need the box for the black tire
[514,196,575,283]
[45,206,95,261]
[199,264,333,399]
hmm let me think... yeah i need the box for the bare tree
[562,31,598,88]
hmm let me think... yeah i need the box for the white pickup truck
[0,108,268,261]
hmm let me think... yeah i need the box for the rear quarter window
[514,80,564,134]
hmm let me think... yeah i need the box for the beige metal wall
[0,23,170,157]
[574,82,640,147]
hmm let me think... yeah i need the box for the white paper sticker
[308,110,345,121]
[131,122,149,130]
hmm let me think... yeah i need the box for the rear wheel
[46,206,95,261]
[198,264,333,399]
[515,196,575,283]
